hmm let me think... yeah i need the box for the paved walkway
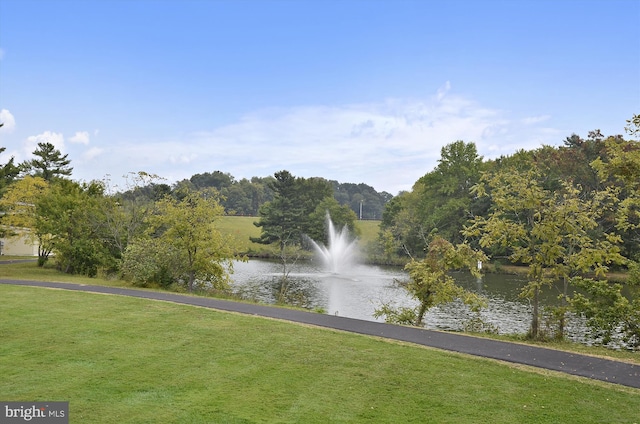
[2,279,638,389]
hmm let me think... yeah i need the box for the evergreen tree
[22,142,72,181]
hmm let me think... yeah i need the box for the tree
[141,188,235,292]
[190,171,235,191]
[374,236,486,326]
[251,171,333,295]
[379,141,485,257]
[569,131,640,349]
[571,273,640,350]
[464,168,623,339]
[252,170,333,251]
[0,176,53,265]
[307,197,360,245]
[21,142,72,181]
[252,171,304,250]
[100,172,164,259]
[379,190,424,258]
[591,136,640,260]
[37,179,116,275]
[252,171,307,282]
[414,141,485,243]
[1,177,119,273]
[0,147,20,195]
[120,236,181,288]
[530,140,604,193]
[625,113,640,140]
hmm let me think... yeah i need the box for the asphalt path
[2,279,638,389]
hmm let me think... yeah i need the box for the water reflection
[232,259,409,320]
[231,259,587,342]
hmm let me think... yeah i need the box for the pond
[230,259,589,343]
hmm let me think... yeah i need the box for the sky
[0,0,638,195]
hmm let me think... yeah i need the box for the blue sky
[0,0,638,194]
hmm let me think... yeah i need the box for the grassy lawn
[353,219,380,247]
[215,215,274,256]
[1,284,638,424]
[216,216,380,256]
[0,260,132,287]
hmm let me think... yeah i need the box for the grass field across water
[215,215,381,256]
[1,284,638,423]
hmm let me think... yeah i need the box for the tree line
[120,170,392,219]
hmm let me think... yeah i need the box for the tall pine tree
[22,142,72,181]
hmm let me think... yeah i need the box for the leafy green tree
[39,179,116,275]
[119,172,171,204]
[223,182,253,215]
[190,171,235,191]
[543,182,624,338]
[219,176,275,216]
[464,168,623,339]
[99,172,165,260]
[120,236,181,288]
[141,188,235,292]
[571,273,640,350]
[21,142,72,181]
[379,190,424,258]
[529,138,605,193]
[374,236,486,326]
[307,197,360,244]
[379,141,485,258]
[569,131,640,349]
[0,176,53,264]
[414,141,485,243]
[591,136,640,260]
[8,178,116,274]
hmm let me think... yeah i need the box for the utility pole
[359,200,363,220]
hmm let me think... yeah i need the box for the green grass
[0,260,131,287]
[1,284,638,424]
[216,216,381,256]
[216,216,272,256]
[353,219,380,247]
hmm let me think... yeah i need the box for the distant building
[0,228,39,256]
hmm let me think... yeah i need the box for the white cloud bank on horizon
[68,85,565,194]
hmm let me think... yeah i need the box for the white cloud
[71,85,564,194]
[169,153,198,164]
[82,147,104,161]
[24,131,65,157]
[69,131,90,144]
[0,109,16,133]
[436,81,451,101]
[522,115,551,125]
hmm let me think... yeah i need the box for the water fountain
[307,213,359,274]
